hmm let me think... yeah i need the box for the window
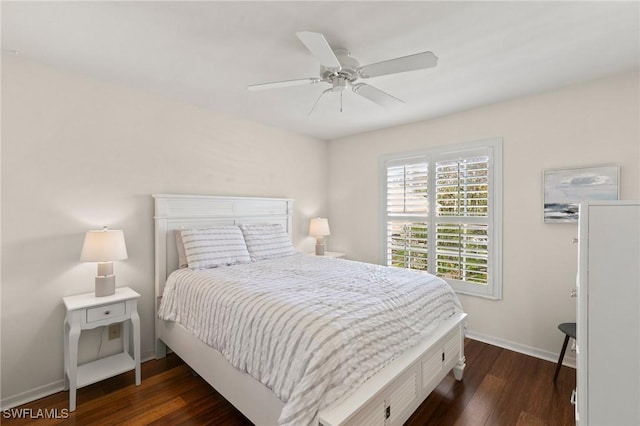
[381,139,502,299]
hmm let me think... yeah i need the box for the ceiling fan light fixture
[330,75,348,92]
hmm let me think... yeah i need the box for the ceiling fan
[248,31,438,114]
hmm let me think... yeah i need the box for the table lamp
[80,226,128,297]
[309,218,330,256]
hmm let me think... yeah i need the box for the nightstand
[310,251,346,259]
[63,287,141,411]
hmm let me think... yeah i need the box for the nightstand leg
[130,308,141,385]
[68,321,81,411]
[123,319,130,355]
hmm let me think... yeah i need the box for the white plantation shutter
[435,223,488,284]
[385,157,430,271]
[386,162,428,214]
[387,221,429,271]
[435,156,489,217]
[381,140,502,299]
[435,156,490,285]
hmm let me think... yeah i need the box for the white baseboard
[0,380,66,411]
[465,329,576,369]
[0,351,156,410]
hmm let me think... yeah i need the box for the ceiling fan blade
[308,88,332,115]
[352,83,404,107]
[296,31,341,69]
[358,51,438,78]
[247,77,320,91]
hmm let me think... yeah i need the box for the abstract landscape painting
[543,165,619,223]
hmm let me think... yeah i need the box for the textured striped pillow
[240,224,295,261]
[180,226,251,269]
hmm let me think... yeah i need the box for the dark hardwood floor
[2,339,576,425]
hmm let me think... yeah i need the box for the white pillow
[180,226,251,269]
[240,224,295,261]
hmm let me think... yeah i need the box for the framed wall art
[543,164,620,223]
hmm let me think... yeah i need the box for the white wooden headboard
[153,194,294,306]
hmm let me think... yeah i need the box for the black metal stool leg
[554,334,570,382]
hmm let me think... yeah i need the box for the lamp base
[95,275,116,297]
[315,243,325,256]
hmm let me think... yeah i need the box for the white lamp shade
[309,218,331,237]
[80,228,128,262]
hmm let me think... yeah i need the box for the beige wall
[1,56,328,402]
[2,53,638,405]
[328,71,640,358]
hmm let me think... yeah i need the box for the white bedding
[158,253,462,426]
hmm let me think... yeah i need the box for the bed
[154,194,467,426]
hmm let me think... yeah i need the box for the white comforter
[158,254,462,426]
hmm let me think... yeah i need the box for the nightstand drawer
[86,302,126,322]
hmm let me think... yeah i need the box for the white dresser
[576,201,640,425]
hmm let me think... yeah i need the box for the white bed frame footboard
[154,194,467,426]
[319,312,466,426]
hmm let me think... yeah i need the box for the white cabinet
[576,201,640,425]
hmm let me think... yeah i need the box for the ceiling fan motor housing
[321,48,360,84]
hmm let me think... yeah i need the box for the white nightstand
[63,287,141,411]
[309,251,346,259]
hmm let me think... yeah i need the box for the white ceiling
[2,1,639,140]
